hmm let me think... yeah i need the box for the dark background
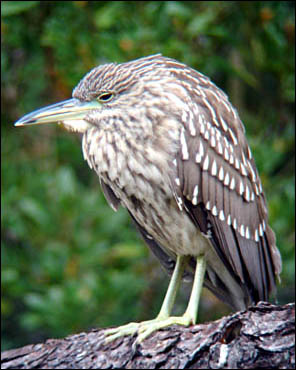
[2,1,295,351]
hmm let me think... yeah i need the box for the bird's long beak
[14,98,101,132]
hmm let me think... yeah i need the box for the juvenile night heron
[15,54,281,343]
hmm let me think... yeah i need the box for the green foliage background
[2,1,295,351]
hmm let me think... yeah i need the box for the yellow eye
[98,92,114,102]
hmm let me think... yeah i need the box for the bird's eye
[98,92,114,102]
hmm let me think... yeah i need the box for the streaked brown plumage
[15,54,281,342]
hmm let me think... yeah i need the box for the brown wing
[100,178,121,211]
[169,72,281,307]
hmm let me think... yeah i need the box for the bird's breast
[81,126,208,256]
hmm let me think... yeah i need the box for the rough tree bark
[1,302,294,369]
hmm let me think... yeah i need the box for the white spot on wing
[245,226,250,239]
[224,147,229,161]
[195,141,204,163]
[218,167,224,181]
[229,128,238,145]
[220,116,228,132]
[248,160,257,182]
[229,153,234,165]
[247,146,252,159]
[219,209,225,221]
[240,224,245,237]
[240,163,248,176]
[203,155,209,171]
[211,160,217,176]
[217,141,223,155]
[193,185,199,197]
[230,177,235,190]
[196,153,202,163]
[176,196,183,211]
[239,181,244,195]
[192,185,199,205]
[180,127,189,160]
[212,205,218,216]
[254,184,260,195]
[233,218,237,230]
[203,98,220,127]
[192,198,198,206]
[241,152,248,166]
[210,135,216,148]
[224,172,230,186]
[259,223,263,236]
[255,229,259,241]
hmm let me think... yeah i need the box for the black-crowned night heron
[15,54,282,344]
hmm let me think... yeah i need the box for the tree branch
[1,302,294,369]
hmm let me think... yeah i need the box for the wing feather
[170,81,281,307]
[100,178,121,211]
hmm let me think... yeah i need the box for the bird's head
[14,54,183,137]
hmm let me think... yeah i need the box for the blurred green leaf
[19,198,50,227]
[165,1,192,20]
[1,1,39,16]
[94,2,123,30]
[186,9,217,35]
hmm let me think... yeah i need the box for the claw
[104,321,140,343]
[104,315,194,345]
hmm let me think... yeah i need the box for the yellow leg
[104,255,206,344]
[104,255,186,342]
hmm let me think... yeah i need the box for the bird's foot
[136,315,193,343]
[104,314,193,345]
[104,321,141,343]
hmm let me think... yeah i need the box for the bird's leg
[104,255,187,343]
[104,255,207,345]
[155,254,188,319]
[136,255,206,343]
